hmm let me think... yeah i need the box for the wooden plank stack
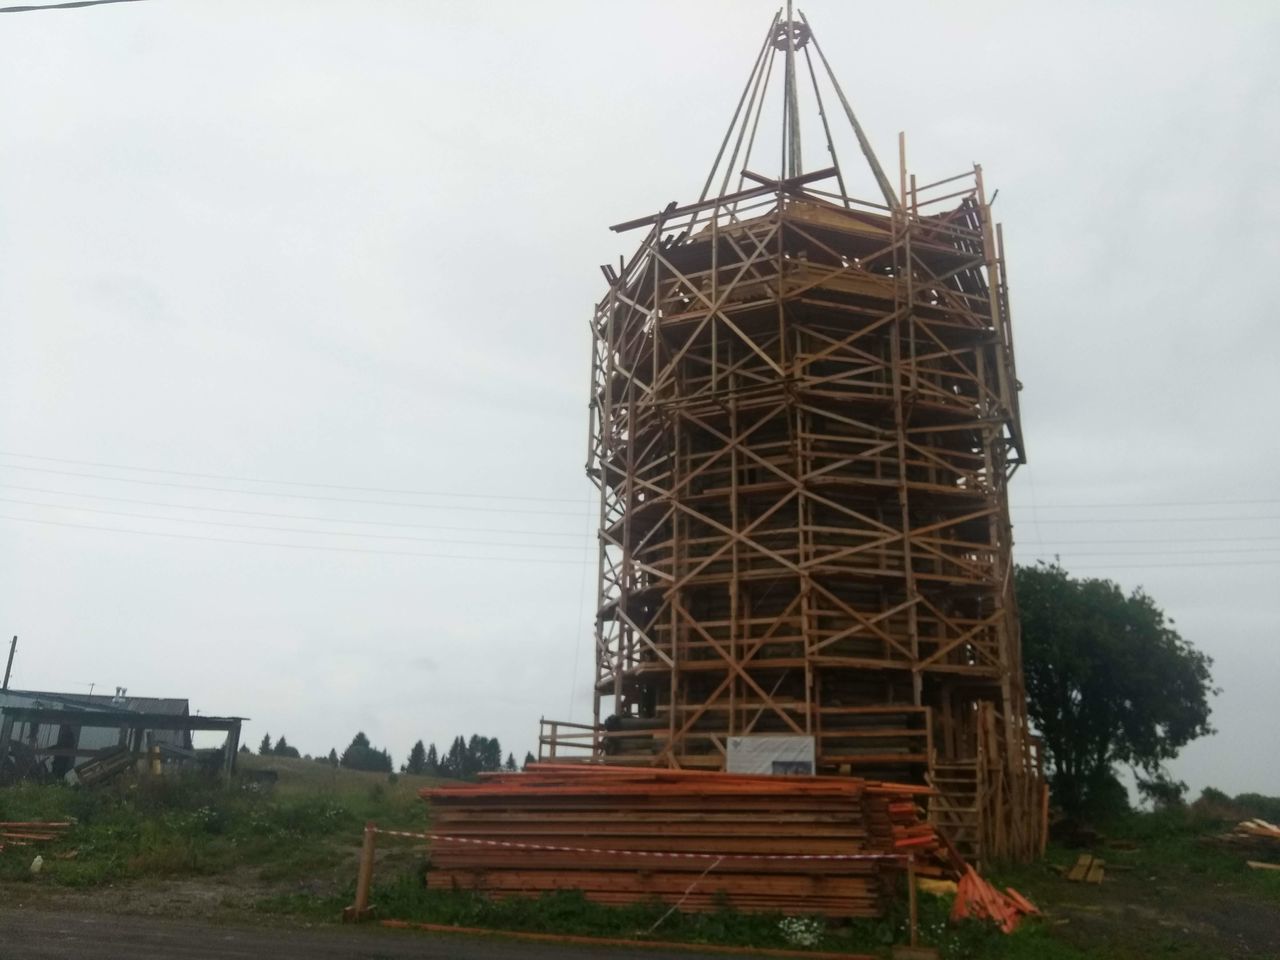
[1215,818,1280,869]
[1232,819,1280,843]
[420,764,939,917]
[0,820,72,855]
[1065,853,1105,884]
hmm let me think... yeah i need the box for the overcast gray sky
[1,0,1276,795]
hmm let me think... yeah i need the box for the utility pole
[3,635,15,691]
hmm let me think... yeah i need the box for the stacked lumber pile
[421,764,937,917]
[1213,819,1280,870]
[877,793,951,873]
[1231,819,1280,844]
[0,820,72,854]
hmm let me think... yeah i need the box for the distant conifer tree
[404,740,427,775]
[341,732,392,772]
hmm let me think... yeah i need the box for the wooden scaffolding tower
[546,7,1044,864]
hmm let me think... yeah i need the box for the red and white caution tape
[371,827,906,863]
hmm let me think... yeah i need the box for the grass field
[2,760,1277,958]
[0,754,444,889]
[987,811,1280,959]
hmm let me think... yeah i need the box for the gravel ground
[0,907,759,960]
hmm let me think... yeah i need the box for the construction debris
[1232,819,1280,842]
[1211,818,1280,869]
[69,745,134,786]
[950,865,1040,933]
[0,820,72,855]
[1065,853,1105,884]
[915,877,959,897]
[421,765,938,917]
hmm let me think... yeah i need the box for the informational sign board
[725,735,816,775]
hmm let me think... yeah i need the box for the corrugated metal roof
[0,689,189,715]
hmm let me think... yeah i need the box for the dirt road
[0,909,747,960]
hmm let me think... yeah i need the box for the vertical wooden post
[343,821,377,922]
[355,821,376,913]
[907,855,919,948]
[1039,781,1050,857]
[223,721,241,782]
[0,713,13,775]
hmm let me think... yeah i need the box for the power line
[0,498,588,550]
[0,451,582,503]
[0,483,588,538]
[1020,558,1280,571]
[1009,516,1280,525]
[1025,546,1280,559]
[0,465,590,517]
[2,452,1273,514]
[3,512,1272,571]
[0,514,590,565]
[7,481,1280,550]
[0,0,145,11]
[1027,535,1280,545]
[1010,498,1280,509]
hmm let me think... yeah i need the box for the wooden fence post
[907,855,918,946]
[342,821,377,922]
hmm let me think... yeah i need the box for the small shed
[0,687,243,783]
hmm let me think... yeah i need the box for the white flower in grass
[778,916,824,947]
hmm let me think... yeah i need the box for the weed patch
[257,864,1073,959]
[0,756,447,893]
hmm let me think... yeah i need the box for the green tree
[1136,771,1189,811]
[523,751,536,769]
[340,732,392,773]
[442,735,468,778]
[327,748,339,768]
[467,734,501,774]
[258,733,272,756]
[273,735,300,759]
[466,734,485,776]
[1017,562,1216,813]
[504,752,517,772]
[483,737,502,772]
[404,740,427,775]
[430,735,509,779]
